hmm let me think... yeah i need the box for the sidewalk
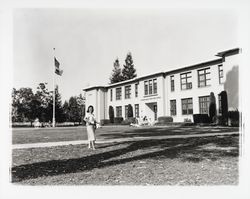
[12,131,239,150]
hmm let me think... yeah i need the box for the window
[116,87,122,100]
[153,79,157,94]
[135,104,139,118]
[125,105,128,118]
[149,80,153,94]
[144,79,157,96]
[180,72,192,90]
[198,68,211,87]
[135,83,138,97]
[170,75,175,91]
[110,89,113,101]
[144,81,148,95]
[125,85,131,99]
[170,100,176,116]
[218,64,223,84]
[116,106,122,117]
[199,96,210,114]
[181,98,193,115]
[218,94,222,114]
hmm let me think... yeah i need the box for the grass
[12,125,239,144]
[11,126,240,185]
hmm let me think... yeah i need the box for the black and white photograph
[1,0,250,198]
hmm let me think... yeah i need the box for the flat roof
[83,48,240,91]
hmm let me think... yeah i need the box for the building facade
[83,48,240,123]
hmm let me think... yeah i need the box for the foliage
[158,116,173,123]
[220,91,228,125]
[127,104,133,118]
[121,117,136,125]
[228,110,240,127]
[193,114,210,124]
[100,119,110,126]
[121,52,137,81]
[109,106,114,123]
[114,117,124,124]
[11,83,85,125]
[209,92,216,122]
[109,58,123,84]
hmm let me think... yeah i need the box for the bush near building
[121,117,136,125]
[109,106,114,123]
[228,110,240,127]
[157,116,173,124]
[114,117,124,124]
[193,114,210,124]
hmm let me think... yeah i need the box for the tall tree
[109,58,123,84]
[122,52,137,80]
[209,92,216,122]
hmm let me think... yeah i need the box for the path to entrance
[12,131,239,150]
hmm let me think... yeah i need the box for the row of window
[110,65,223,101]
[170,95,222,116]
[110,78,157,101]
[116,104,140,118]
[170,65,223,92]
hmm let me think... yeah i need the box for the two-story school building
[83,48,240,123]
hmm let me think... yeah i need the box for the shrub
[109,106,114,123]
[121,117,136,125]
[209,92,216,122]
[184,118,192,123]
[114,117,124,124]
[193,114,210,123]
[158,116,173,124]
[220,91,228,125]
[100,119,110,126]
[127,104,133,118]
[228,110,240,127]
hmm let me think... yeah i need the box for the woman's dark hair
[87,105,94,113]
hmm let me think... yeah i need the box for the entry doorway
[145,102,158,121]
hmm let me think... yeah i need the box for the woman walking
[84,105,97,150]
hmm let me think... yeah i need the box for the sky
[13,8,239,102]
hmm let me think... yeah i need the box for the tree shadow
[98,126,239,140]
[11,134,239,183]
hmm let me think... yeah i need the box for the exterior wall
[84,49,240,123]
[166,64,225,122]
[106,75,165,122]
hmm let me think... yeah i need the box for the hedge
[193,114,210,123]
[114,117,124,124]
[157,116,173,124]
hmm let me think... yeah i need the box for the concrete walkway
[12,131,239,149]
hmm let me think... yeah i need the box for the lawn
[11,126,240,185]
[12,125,239,144]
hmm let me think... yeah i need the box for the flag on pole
[54,57,63,76]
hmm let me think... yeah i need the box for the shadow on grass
[11,134,239,183]
[98,126,239,140]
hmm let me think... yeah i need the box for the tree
[11,87,35,124]
[209,92,216,122]
[122,52,137,81]
[220,90,228,125]
[127,104,133,118]
[68,96,81,124]
[109,58,123,84]
[109,106,114,123]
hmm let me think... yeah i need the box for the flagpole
[52,48,56,127]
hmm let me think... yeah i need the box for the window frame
[170,75,175,92]
[170,99,176,116]
[135,104,139,118]
[116,87,122,100]
[199,96,210,114]
[181,98,193,115]
[116,106,122,117]
[198,67,211,87]
[125,85,131,99]
[218,64,223,84]
[180,72,192,90]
